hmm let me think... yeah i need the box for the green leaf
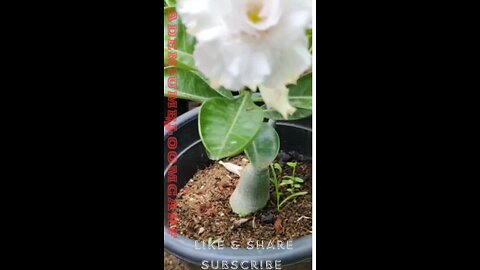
[274,163,283,173]
[190,71,233,99]
[288,73,312,110]
[164,67,227,102]
[307,28,312,51]
[287,162,297,168]
[165,0,176,7]
[244,123,280,169]
[294,184,302,188]
[199,93,264,160]
[263,105,312,120]
[164,7,197,70]
[280,180,293,185]
[294,177,304,183]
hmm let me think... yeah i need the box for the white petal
[259,85,296,119]
[194,39,272,91]
[263,37,311,89]
[177,0,230,42]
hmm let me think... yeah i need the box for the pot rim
[164,107,313,266]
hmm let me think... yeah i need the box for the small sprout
[270,164,281,211]
[270,161,308,211]
[280,179,293,185]
[294,177,304,183]
[274,163,283,173]
[286,162,297,168]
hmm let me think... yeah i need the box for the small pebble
[261,213,275,224]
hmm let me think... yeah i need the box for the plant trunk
[229,164,270,217]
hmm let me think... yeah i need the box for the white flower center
[247,1,264,24]
[244,0,281,31]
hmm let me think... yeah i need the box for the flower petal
[178,0,313,99]
[259,85,296,119]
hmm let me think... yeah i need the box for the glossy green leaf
[199,93,264,160]
[244,123,280,169]
[262,105,312,120]
[288,73,312,110]
[164,67,227,102]
[190,70,233,99]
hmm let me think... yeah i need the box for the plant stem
[251,96,264,102]
[267,119,276,128]
[279,192,308,209]
[292,164,296,181]
[229,164,270,217]
[270,164,281,211]
[239,89,250,97]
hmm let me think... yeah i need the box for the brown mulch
[175,152,312,248]
[164,251,188,270]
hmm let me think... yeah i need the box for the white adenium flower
[177,0,312,119]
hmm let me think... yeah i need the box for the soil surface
[176,152,312,248]
[164,251,188,270]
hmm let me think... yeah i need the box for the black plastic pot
[164,107,313,270]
